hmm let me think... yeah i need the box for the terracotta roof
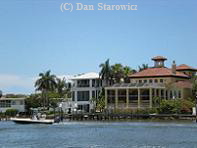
[129,68,189,78]
[174,81,192,88]
[152,56,167,61]
[176,64,197,71]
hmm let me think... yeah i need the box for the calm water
[1,121,197,148]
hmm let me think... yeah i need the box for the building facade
[71,72,102,112]
[105,56,196,110]
[0,98,26,113]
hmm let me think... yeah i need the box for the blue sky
[0,0,196,94]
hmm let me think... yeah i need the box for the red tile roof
[176,64,197,71]
[174,81,192,88]
[129,68,189,78]
[152,56,167,61]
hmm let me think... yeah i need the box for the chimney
[172,60,176,74]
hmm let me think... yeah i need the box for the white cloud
[0,74,33,88]
[0,74,35,94]
[0,74,74,94]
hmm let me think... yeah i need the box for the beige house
[105,56,196,110]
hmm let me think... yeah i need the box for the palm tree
[138,64,149,72]
[56,78,66,98]
[35,70,57,109]
[123,66,136,83]
[91,90,105,112]
[99,59,112,86]
[111,63,124,83]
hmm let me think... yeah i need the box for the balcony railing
[76,84,90,87]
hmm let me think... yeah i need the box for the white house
[71,72,102,112]
[0,98,25,113]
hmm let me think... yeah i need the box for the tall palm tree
[111,63,124,83]
[35,70,57,109]
[99,59,112,86]
[123,66,134,83]
[56,77,66,98]
[138,64,149,72]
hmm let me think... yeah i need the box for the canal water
[1,121,197,148]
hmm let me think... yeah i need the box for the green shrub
[180,99,194,114]
[158,99,194,114]
[5,109,18,116]
[148,108,158,114]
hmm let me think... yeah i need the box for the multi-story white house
[0,98,26,113]
[71,72,102,112]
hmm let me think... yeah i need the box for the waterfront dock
[64,113,196,121]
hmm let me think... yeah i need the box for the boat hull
[11,118,54,124]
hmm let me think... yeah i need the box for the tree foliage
[138,64,149,72]
[99,59,112,86]
[56,78,67,98]
[158,99,194,114]
[35,70,57,92]
[91,89,105,112]
[25,94,42,112]
[34,70,71,110]
[99,59,136,85]
[192,75,197,98]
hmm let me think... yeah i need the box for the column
[115,89,118,109]
[75,91,77,102]
[138,88,141,108]
[89,79,92,88]
[105,89,108,109]
[159,89,162,98]
[89,90,92,101]
[149,88,152,108]
[154,89,157,97]
[126,89,129,108]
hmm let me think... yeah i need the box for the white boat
[11,108,55,124]
[11,118,54,124]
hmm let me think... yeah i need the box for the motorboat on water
[11,117,54,124]
[11,108,55,124]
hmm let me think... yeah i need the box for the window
[12,101,16,105]
[170,91,173,99]
[92,91,95,98]
[160,79,164,83]
[0,100,11,108]
[77,91,90,101]
[77,80,90,87]
[92,79,95,87]
[149,79,153,83]
[144,80,147,83]
[154,79,158,83]
[139,80,142,83]
[72,92,75,101]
